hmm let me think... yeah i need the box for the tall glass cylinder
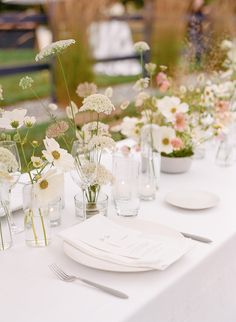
[23,184,51,247]
[112,152,140,217]
[0,182,12,251]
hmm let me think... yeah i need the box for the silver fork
[49,263,129,299]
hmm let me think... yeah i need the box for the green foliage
[162,147,194,158]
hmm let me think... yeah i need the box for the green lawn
[0,49,139,105]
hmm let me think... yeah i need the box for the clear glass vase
[139,151,156,201]
[215,135,235,167]
[74,190,108,221]
[0,185,12,251]
[23,184,51,247]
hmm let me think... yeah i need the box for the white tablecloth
[1,152,236,322]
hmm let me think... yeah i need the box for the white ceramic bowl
[161,156,192,174]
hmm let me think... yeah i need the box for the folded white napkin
[60,215,193,270]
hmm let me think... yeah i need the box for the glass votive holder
[49,197,62,227]
[74,191,108,221]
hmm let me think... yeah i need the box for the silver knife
[181,232,213,244]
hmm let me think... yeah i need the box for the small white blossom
[145,63,157,75]
[42,137,74,171]
[133,78,149,91]
[19,76,34,90]
[81,162,113,186]
[134,41,150,53]
[104,87,113,98]
[66,101,79,119]
[77,122,110,144]
[48,103,58,111]
[221,40,233,50]
[76,82,97,98]
[0,109,27,129]
[135,92,150,107]
[87,135,115,151]
[35,39,76,61]
[0,147,18,172]
[80,94,115,115]
[120,100,130,110]
[120,116,141,138]
[31,156,44,168]
[24,116,36,128]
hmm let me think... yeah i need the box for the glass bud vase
[23,184,51,247]
[215,135,235,167]
[0,183,13,251]
[140,124,161,189]
[139,151,156,201]
[74,190,108,221]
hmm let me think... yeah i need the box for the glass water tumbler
[112,153,140,217]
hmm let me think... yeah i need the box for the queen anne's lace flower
[76,82,97,98]
[19,76,34,90]
[134,41,150,53]
[35,39,76,61]
[81,162,113,186]
[80,94,115,115]
[87,135,115,151]
[0,147,18,172]
[0,109,27,129]
[46,121,69,138]
[133,78,149,92]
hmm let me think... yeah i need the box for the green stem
[57,54,77,137]
[140,52,144,78]
[29,210,38,245]
[39,208,48,246]
[0,213,4,250]
[17,129,33,183]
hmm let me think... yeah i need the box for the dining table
[1,147,236,322]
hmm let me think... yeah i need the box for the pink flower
[174,113,186,132]
[156,72,170,93]
[171,137,184,150]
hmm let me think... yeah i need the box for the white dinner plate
[63,217,190,272]
[165,190,220,210]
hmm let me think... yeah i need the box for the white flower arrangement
[0,109,27,130]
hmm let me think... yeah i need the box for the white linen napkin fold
[60,215,193,270]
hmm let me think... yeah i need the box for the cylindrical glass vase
[23,184,51,247]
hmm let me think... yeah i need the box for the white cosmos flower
[158,126,176,154]
[24,116,36,128]
[66,101,79,119]
[157,96,189,122]
[42,137,74,171]
[35,39,76,61]
[134,41,150,53]
[133,78,149,92]
[33,169,64,206]
[0,109,27,129]
[80,94,115,115]
[104,87,113,98]
[120,116,141,139]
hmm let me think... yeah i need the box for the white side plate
[165,190,220,210]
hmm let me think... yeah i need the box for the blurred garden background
[0,0,236,160]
